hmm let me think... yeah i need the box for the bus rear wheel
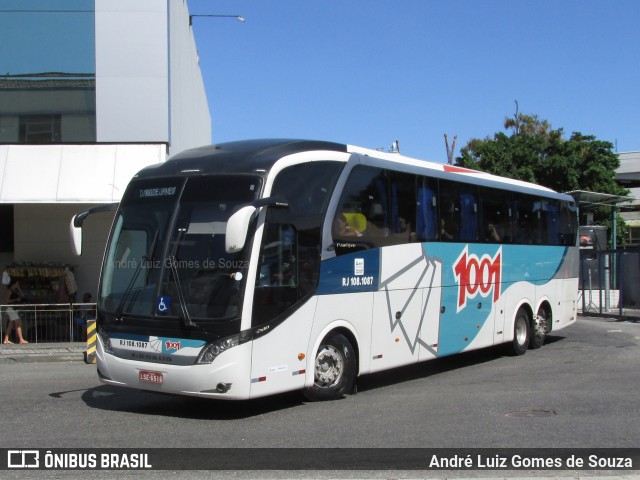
[304,333,356,401]
[530,306,549,349]
[508,308,530,356]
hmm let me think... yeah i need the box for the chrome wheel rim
[314,345,344,388]
[515,316,528,346]
[534,311,547,342]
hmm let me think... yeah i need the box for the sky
[187,0,639,162]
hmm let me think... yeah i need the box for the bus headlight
[196,334,240,364]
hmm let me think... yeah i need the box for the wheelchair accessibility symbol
[157,296,171,314]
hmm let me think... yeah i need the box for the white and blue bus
[71,139,578,401]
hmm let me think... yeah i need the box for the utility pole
[444,133,457,164]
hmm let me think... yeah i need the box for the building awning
[0,144,166,203]
[566,190,636,208]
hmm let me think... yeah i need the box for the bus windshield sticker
[157,296,171,314]
[138,186,177,198]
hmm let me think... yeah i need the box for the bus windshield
[99,175,262,320]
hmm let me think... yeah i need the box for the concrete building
[0,0,210,301]
[616,151,640,246]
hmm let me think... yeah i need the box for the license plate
[139,370,163,384]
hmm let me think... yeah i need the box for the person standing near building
[2,278,28,344]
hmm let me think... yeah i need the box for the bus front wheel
[304,333,356,401]
[508,308,530,356]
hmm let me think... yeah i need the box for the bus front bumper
[95,336,253,400]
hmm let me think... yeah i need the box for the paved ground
[0,341,87,363]
[1,315,638,480]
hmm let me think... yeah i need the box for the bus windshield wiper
[114,256,147,321]
[114,231,159,321]
[164,226,199,330]
[168,255,199,330]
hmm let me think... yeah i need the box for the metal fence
[579,248,640,319]
[1,303,96,344]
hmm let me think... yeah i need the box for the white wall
[168,0,212,156]
[95,0,211,155]
[95,0,169,143]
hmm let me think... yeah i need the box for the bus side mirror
[70,212,89,256]
[226,206,256,253]
[69,203,118,256]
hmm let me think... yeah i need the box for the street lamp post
[189,14,245,26]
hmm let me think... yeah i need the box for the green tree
[455,113,629,246]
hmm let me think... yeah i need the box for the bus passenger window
[333,213,365,238]
[514,195,539,244]
[416,180,438,241]
[332,166,385,254]
[459,191,478,242]
[438,180,460,241]
[388,171,416,244]
[479,187,512,243]
[539,199,560,245]
[560,201,578,246]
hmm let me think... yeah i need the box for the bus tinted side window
[479,187,513,243]
[333,167,418,254]
[416,175,438,241]
[332,166,383,255]
[438,180,459,241]
[514,194,540,244]
[389,171,416,244]
[539,199,561,245]
[332,166,574,249]
[253,161,342,326]
[439,180,479,242]
[560,200,578,246]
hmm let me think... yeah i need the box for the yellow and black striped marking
[85,319,96,364]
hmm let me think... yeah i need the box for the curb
[0,343,87,364]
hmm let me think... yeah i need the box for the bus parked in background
[70,139,578,401]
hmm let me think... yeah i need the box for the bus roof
[346,144,563,199]
[134,139,569,201]
[135,139,347,179]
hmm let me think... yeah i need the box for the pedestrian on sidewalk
[3,278,28,344]
[74,292,92,342]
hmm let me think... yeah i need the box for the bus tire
[530,306,549,349]
[508,308,530,356]
[304,333,356,401]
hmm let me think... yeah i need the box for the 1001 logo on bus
[453,246,502,312]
